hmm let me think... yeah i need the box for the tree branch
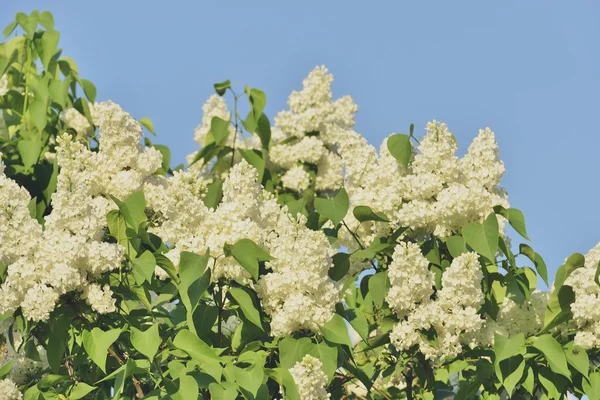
[108,346,145,398]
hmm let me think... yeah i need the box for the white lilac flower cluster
[338,123,508,251]
[565,242,600,349]
[270,66,357,192]
[389,251,485,362]
[145,160,341,336]
[0,101,163,321]
[0,379,22,400]
[61,106,96,140]
[188,66,356,192]
[288,354,331,400]
[468,291,549,348]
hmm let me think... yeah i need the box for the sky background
[2,1,599,284]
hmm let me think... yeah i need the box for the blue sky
[2,1,599,282]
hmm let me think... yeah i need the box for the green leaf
[583,371,600,400]
[0,359,14,379]
[499,355,525,396]
[68,382,97,399]
[368,271,389,308]
[353,205,389,223]
[213,80,231,96]
[132,250,156,285]
[554,253,585,288]
[542,285,574,331]
[387,133,412,167]
[30,96,48,132]
[494,333,524,364]
[209,382,238,400]
[565,344,589,378]
[345,308,369,341]
[329,252,350,281]
[532,334,571,379]
[320,314,352,347]
[350,241,394,261]
[314,188,349,226]
[40,29,60,70]
[234,353,265,397]
[130,324,161,360]
[47,310,71,372]
[82,328,122,373]
[204,179,223,209]
[153,144,170,171]
[279,337,312,369]
[209,116,230,146]
[173,330,220,365]
[227,238,272,280]
[462,213,498,262]
[16,12,37,39]
[178,251,210,314]
[494,206,530,240]
[445,235,467,258]
[173,374,199,400]
[246,87,267,119]
[519,244,548,286]
[308,340,338,382]
[39,11,54,29]
[2,21,17,38]
[256,113,271,149]
[229,285,263,330]
[110,191,147,233]
[191,303,219,339]
[18,137,42,170]
[139,117,156,136]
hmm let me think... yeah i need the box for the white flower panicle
[288,354,330,400]
[146,160,341,335]
[82,284,117,314]
[281,165,311,192]
[386,242,435,317]
[0,101,161,321]
[0,379,22,400]
[193,95,234,147]
[565,242,600,349]
[61,107,95,140]
[390,252,485,361]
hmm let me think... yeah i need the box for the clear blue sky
[2,1,599,283]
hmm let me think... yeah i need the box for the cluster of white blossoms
[0,101,163,321]
[288,354,330,400]
[389,251,485,361]
[386,242,435,318]
[61,106,96,140]
[0,379,22,400]
[340,123,508,246]
[146,160,340,335]
[270,66,357,192]
[187,66,356,192]
[467,291,549,348]
[565,242,600,349]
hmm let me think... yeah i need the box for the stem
[108,346,145,398]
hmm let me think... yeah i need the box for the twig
[107,346,145,398]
